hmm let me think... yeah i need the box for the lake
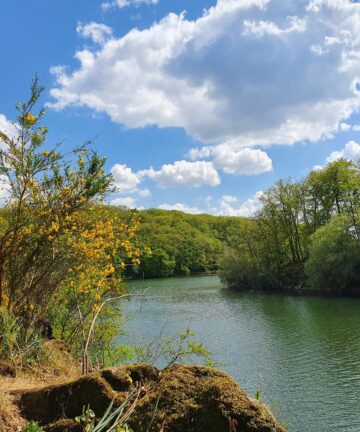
[122,275,360,432]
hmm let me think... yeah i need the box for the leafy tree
[220,159,360,294]
[305,216,360,292]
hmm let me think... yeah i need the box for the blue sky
[1,0,360,215]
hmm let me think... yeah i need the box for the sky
[1,0,360,216]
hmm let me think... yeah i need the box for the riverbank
[0,340,285,432]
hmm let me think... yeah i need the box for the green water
[123,276,360,432]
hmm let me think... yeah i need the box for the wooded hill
[120,208,245,279]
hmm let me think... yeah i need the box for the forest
[219,160,360,294]
[115,158,360,296]
[120,208,244,279]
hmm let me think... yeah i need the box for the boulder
[15,364,286,432]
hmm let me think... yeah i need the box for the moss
[16,364,286,432]
[17,373,117,424]
[128,365,283,432]
[101,364,158,391]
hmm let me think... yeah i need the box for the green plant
[75,405,96,432]
[254,389,262,400]
[23,421,45,432]
[0,310,43,366]
[75,388,140,432]
[132,326,214,368]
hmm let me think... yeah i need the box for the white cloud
[102,0,159,10]
[0,114,17,149]
[340,122,352,131]
[77,22,113,44]
[212,191,264,217]
[221,195,237,203]
[145,160,220,188]
[110,196,137,208]
[0,174,11,204]
[137,188,151,197]
[242,16,306,38]
[157,191,264,217]
[190,144,272,175]
[158,203,202,214]
[326,140,360,163]
[111,163,142,192]
[50,0,360,150]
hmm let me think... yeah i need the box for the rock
[128,365,285,432]
[15,364,286,432]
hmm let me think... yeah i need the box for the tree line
[219,159,360,294]
[119,208,245,279]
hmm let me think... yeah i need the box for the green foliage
[305,216,360,292]
[220,159,360,293]
[23,421,45,432]
[75,391,139,432]
[0,81,144,372]
[0,310,44,365]
[0,77,112,318]
[131,327,214,368]
[75,405,96,432]
[121,208,244,279]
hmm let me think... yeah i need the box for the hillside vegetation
[121,208,245,279]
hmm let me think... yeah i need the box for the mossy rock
[101,364,158,391]
[128,365,283,432]
[17,373,117,423]
[16,364,285,432]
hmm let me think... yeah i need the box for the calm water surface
[122,276,360,432]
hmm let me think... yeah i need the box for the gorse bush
[0,77,112,319]
[0,79,144,371]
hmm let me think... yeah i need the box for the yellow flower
[23,112,38,126]
[51,221,59,232]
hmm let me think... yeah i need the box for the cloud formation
[110,196,137,208]
[102,0,159,10]
[326,140,360,163]
[0,114,17,149]
[111,163,141,191]
[158,203,202,214]
[144,160,220,188]
[211,192,264,217]
[51,0,360,151]
[189,144,272,175]
[77,22,113,44]
[158,191,264,217]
